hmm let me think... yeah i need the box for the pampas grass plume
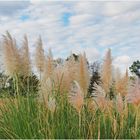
[69,81,84,113]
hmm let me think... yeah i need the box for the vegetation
[88,62,101,97]
[0,32,140,139]
[129,60,140,78]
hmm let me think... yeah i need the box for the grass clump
[0,32,140,139]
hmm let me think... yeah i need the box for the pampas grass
[101,48,112,94]
[68,80,84,135]
[127,78,140,106]
[116,93,124,113]
[42,48,54,81]
[39,77,52,105]
[77,53,90,96]
[92,83,112,112]
[20,35,31,77]
[69,81,84,113]
[115,69,129,97]
[1,32,140,139]
[48,96,56,113]
[2,32,21,76]
[35,36,45,79]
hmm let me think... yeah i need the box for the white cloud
[71,46,99,62]
[114,55,131,64]
[103,2,140,17]
[113,55,131,73]
[0,1,139,73]
[70,14,93,25]
[99,37,120,47]
[30,0,41,5]
[0,1,30,17]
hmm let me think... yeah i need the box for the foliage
[129,60,140,78]
[66,53,79,62]
[0,74,39,97]
[88,62,101,97]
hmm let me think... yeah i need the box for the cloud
[114,55,131,65]
[0,1,140,73]
[103,1,140,17]
[113,55,131,73]
[98,37,120,47]
[69,14,93,25]
[0,1,30,17]
[70,46,100,62]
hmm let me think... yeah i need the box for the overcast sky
[0,0,140,72]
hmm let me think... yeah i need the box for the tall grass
[0,32,140,139]
[1,93,140,139]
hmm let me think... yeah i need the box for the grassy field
[0,32,140,139]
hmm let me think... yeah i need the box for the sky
[0,0,140,73]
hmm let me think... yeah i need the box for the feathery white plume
[69,81,84,113]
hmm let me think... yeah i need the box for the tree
[129,60,140,78]
[88,62,101,97]
[66,53,79,62]
[3,73,39,97]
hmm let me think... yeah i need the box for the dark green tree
[88,62,101,97]
[1,73,39,97]
[66,53,79,61]
[129,60,140,78]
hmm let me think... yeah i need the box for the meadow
[0,32,140,139]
